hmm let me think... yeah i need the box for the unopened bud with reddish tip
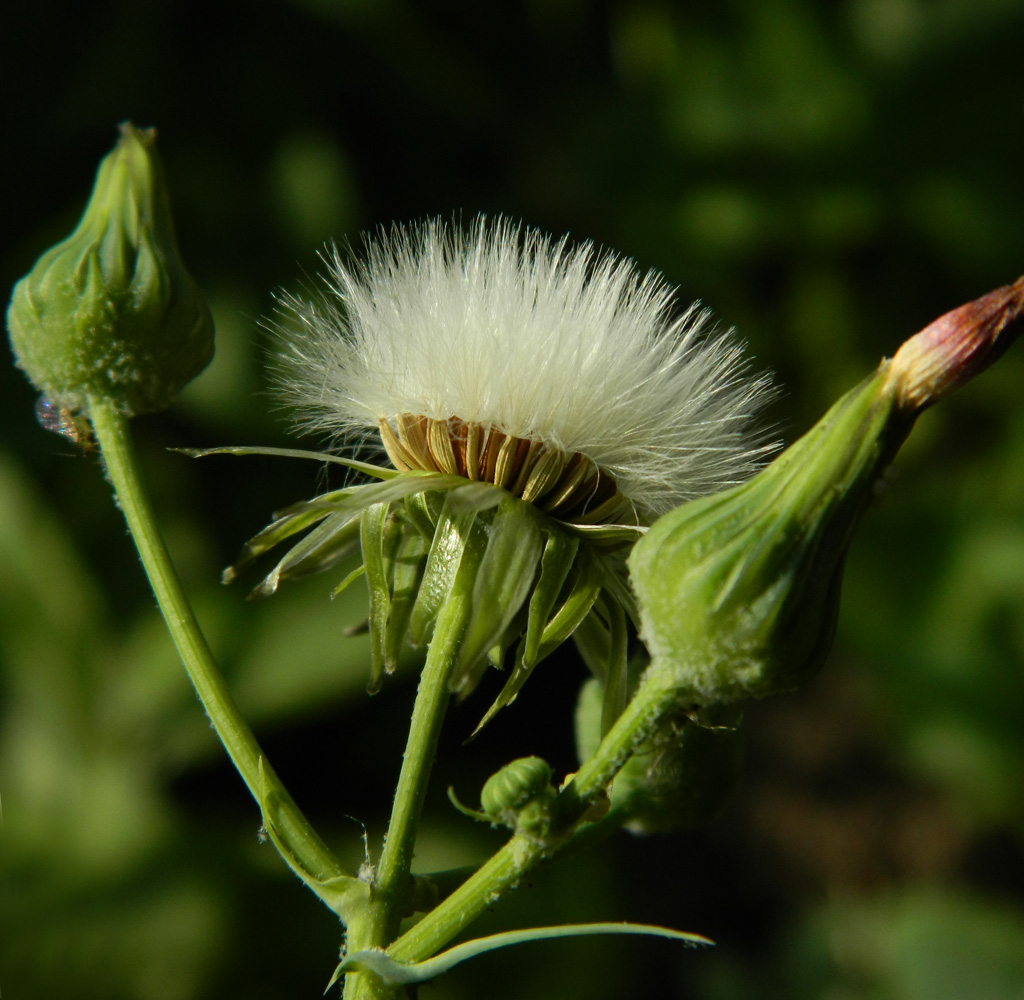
[887,276,1024,412]
[628,278,1023,712]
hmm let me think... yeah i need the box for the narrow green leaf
[329,922,712,988]
[177,444,398,480]
[249,511,361,598]
[473,547,604,733]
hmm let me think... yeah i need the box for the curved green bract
[178,444,398,479]
[328,922,713,989]
[480,757,552,817]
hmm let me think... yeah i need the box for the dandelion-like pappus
[226,219,776,729]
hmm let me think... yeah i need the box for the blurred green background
[3,1,1024,998]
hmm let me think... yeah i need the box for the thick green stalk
[87,396,344,885]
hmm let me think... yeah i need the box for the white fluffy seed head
[274,218,777,518]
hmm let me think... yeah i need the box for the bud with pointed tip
[628,278,1024,709]
[7,123,214,415]
[886,276,1024,411]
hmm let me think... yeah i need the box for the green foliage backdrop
[3,2,1024,998]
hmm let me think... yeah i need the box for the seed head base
[378,413,637,526]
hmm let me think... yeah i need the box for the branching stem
[87,396,345,887]
[386,673,675,966]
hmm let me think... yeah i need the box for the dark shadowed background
[3,2,1024,998]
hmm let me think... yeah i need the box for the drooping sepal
[250,510,362,598]
[223,462,640,716]
[449,497,545,696]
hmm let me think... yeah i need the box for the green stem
[343,570,468,999]
[387,836,539,966]
[87,397,344,886]
[386,673,675,965]
[565,673,674,804]
[378,601,463,901]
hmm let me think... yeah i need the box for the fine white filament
[275,218,776,518]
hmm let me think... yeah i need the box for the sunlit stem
[87,396,346,889]
[342,566,470,999]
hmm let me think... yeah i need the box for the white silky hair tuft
[274,218,777,517]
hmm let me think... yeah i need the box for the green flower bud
[629,278,1024,708]
[7,123,214,415]
[630,368,902,705]
[480,756,557,836]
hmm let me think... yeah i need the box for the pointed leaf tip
[329,921,712,988]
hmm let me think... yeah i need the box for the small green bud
[629,279,1024,708]
[7,123,214,415]
[480,756,557,836]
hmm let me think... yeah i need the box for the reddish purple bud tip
[887,277,1024,411]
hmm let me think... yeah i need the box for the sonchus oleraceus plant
[8,124,1024,999]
